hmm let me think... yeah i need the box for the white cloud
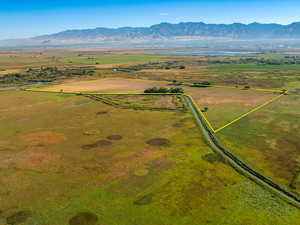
[159,13,169,16]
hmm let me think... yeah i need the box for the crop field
[1,89,300,225]
[43,78,170,93]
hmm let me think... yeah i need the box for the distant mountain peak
[3,21,300,47]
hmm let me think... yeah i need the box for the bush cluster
[144,87,184,94]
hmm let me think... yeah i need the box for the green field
[209,64,300,70]
[60,54,167,65]
[216,94,300,196]
[181,86,278,130]
[1,90,300,225]
[1,49,300,224]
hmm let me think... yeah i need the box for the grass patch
[60,54,166,65]
[209,64,300,71]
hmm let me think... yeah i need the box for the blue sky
[1,0,300,40]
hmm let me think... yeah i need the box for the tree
[202,107,209,112]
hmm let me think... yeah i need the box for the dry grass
[0,69,22,76]
[44,78,170,93]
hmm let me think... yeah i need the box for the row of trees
[144,87,184,94]
[125,61,186,71]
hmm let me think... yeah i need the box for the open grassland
[1,50,300,224]
[209,64,300,71]
[43,78,170,93]
[59,54,167,65]
[88,94,186,111]
[0,52,61,69]
[216,94,300,197]
[181,86,278,130]
[1,90,300,225]
[0,51,170,70]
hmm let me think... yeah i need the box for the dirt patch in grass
[107,135,123,140]
[147,138,171,147]
[81,140,112,150]
[15,151,63,173]
[22,131,66,148]
[81,144,99,150]
[96,111,108,115]
[96,140,112,146]
[133,193,153,206]
[6,210,32,225]
[202,153,225,164]
[104,148,166,180]
[69,212,98,225]
[173,123,184,127]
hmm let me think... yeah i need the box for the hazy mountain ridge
[3,22,300,47]
[34,22,300,40]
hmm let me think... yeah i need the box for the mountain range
[3,22,300,47]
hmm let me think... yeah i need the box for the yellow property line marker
[25,86,285,134]
[185,95,216,132]
[47,77,167,87]
[25,88,179,95]
[184,82,283,93]
[214,93,285,133]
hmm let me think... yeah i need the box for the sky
[1,0,300,40]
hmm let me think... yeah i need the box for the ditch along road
[24,88,300,208]
[184,95,300,209]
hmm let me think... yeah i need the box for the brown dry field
[0,69,23,76]
[184,86,277,107]
[180,86,279,129]
[44,78,170,93]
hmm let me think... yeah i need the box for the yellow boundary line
[185,82,283,93]
[25,88,178,96]
[47,77,167,87]
[25,80,286,133]
[185,95,216,132]
[214,93,285,133]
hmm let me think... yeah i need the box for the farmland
[43,78,170,93]
[0,48,300,224]
[209,64,300,70]
[1,89,300,225]
[216,94,300,196]
[59,54,167,65]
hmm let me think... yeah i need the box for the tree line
[144,87,184,94]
